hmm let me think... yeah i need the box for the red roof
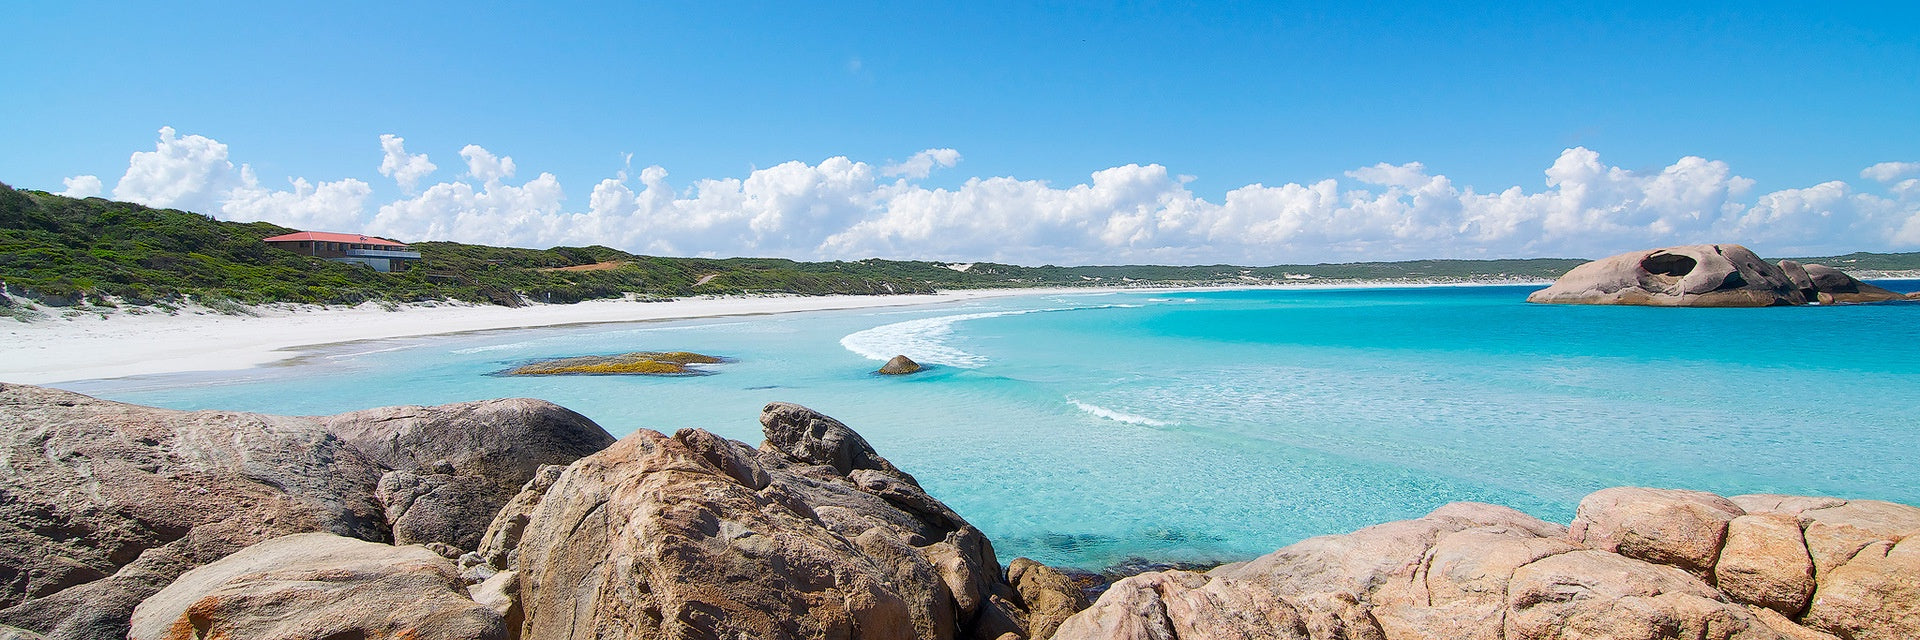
[262,231,407,247]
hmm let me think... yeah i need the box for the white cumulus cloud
[57,175,102,198]
[68,128,1920,265]
[882,148,962,179]
[1861,161,1920,183]
[112,126,240,212]
[221,166,372,231]
[378,134,437,192]
[460,145,516,183]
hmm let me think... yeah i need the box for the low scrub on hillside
[7,182,1913,308]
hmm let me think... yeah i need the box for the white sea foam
[1068,398,1172,426]
[839,309,1051,367]
[840,303,1141,367]
[450,342,534,354]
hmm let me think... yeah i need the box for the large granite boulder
[1569,486,1744,577]
[1527,244,1805,306]
[512,402,1027,639]
[127,532,505,640]
[324,399,615,550]
[0,384,612,640]
[1054,489,1920,640]
[1796,263,1907,304]
[0,383,389,639]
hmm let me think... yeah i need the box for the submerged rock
[127,533,505,640]
[878,354,923,375]
[502,351,724,376]
[0,384,611,640]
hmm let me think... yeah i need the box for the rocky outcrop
[127,533,505,640]
[1796,263,1907,304]
[324,399,614,550]
[1053,490,1920,640]
[1009,558,1092,640]
[879,355,923,375]
[1527,244,1907,307]
[0,384,612,640]
[512,402,1028,639]
[473,464,567,573]
[501,351,725,375]
[0,383,389,639]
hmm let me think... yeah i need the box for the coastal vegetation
[502,351,726,376]
[7,182,1920,310]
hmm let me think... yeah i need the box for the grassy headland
[5,181,1917,310]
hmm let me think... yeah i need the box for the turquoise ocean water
[60,284,1920,571]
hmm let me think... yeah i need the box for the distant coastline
[0,279,1555,386]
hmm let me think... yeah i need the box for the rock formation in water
[1052,489,1920,640]
[2,384,1917,639]
[0,383,612,640]
[880,354,924,375]
[1526,244,1907,306]
[502,351,725,375]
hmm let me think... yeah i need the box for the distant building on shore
[262,231,422,272]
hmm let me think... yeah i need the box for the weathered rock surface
[1716,513,1816,615]
[127,532,505,640]
[879,355,924,375]
[1053,488,1920,640]
[1527,244,1909,307]
[0,384,611,640]
[1528,244,1804,306]
[0,383,388,639]
[513,402,1027,639]
[1797,263,1907,304]
[1009,558,1092,640]
[323,398,615,550]
[1569,486,1744,576]
[474,464,567,571]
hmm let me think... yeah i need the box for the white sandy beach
[0,280,1550,385]
[0,289,1094,385]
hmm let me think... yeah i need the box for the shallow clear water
[61,284,1920,570]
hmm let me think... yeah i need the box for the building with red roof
[263,231,422,272]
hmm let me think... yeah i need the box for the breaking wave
[839,304,1140,368]
[839,309,1053,367]
[1068,398,1172,426]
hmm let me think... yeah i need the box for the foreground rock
[1053,491,1920,640]
[1527,244,1905,306]
[325,399,614,550]
[509,402,1029,639]
[879,354,924,375]
[0,384,611,640]
[127,533,505,640]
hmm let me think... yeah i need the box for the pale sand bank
[0,280,1549,385]
[0,289,1087,385]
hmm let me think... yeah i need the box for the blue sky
[4,2,1918,264]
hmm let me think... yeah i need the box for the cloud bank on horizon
[55,127,1920,265]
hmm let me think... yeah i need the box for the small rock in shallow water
[878,354,922,375]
